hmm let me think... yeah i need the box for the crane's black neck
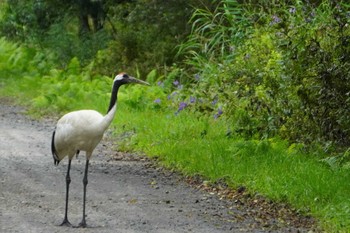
[107,81,122,114]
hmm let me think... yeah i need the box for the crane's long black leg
[60,159,72,227]
[78,159,89,228]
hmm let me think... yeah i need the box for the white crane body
[51,73,148,228]
[54,107,116,161]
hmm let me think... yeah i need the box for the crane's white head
[114,73,150,86]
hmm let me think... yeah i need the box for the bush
[176,0,350,152]
[91,0,194,77]
[0,0,199,78]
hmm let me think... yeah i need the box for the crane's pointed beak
[128,76,150,86]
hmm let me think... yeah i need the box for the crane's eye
[122,74,128,79]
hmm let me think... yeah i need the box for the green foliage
[113,102,350,232]
[280,1,350,147]
[0,39,170,117]
[0,0,65,41]
[0,0,196,76]
[91,0,194,77]
[178,0,250,61]
[0,0,110,67]
[0,37,57,102]
[42,16,111,67]
[0,38,111,116]
[177,0,350,153]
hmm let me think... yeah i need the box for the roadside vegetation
[0,0,350,231]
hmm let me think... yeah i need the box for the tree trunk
[78,0,105,35]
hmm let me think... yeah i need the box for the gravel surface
[0,102,318,232]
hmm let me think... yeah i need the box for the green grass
[112,105,350,231]
[1,39,350,232]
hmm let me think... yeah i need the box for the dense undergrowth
[1,0,350,232]
[178,0,350,153]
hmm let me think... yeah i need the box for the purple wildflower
[336,4,341,10]
[310,11,316,18]
[157,81,164,87]
[270,15,282,25]
[289,7,296,14]
[154,98,161,104]
[218,107,223,115]
[212,98,218,106]
[167,92,178,100]
[214,107,223,119]
[229,46,236,52]
[190,96,196,103]
[305,10,316,23]
[194,74,201,81]
[173,80,180,86]
[178,102,187,111]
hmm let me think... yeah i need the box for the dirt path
[0,103,317,233]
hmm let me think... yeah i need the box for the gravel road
[0,103,317,233]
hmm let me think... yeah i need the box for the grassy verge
[113,104,350,232]
[1,39,350,232]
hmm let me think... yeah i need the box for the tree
[77,0,105,34]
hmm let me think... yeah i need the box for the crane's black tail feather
[51,129,60,166]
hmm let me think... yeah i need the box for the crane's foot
[59,218,72,227]
[77,220,87,228]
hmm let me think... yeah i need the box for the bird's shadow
[73,224,103,229]
[54,222,104,229]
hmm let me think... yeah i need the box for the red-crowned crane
[51,73,149,227]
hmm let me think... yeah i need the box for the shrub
[176,0,350,152]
